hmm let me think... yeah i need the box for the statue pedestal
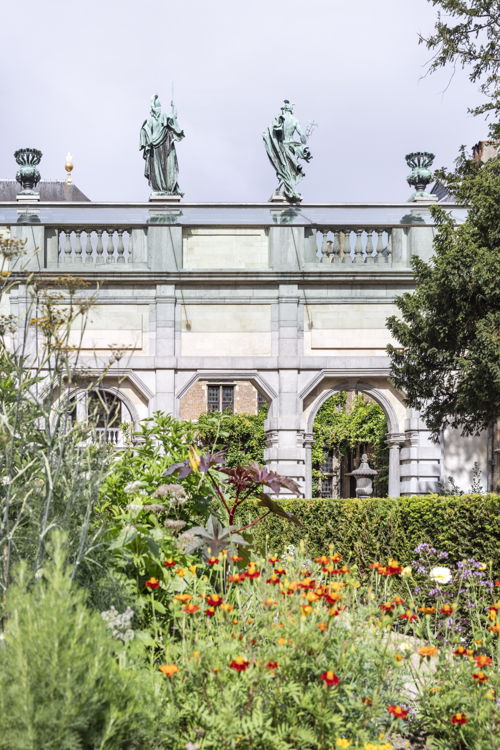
[149,193,182,203]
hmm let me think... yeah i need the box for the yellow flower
[336,739,352,748]
[159,664,179,677]
[221,603,234,613]
[418,646,439,658]
[189,565,197,575]
[401,566,412,577]
[277,637,288,646]
[188,445,201,472]
[175,568,187,577]
[300,604,313,616]
[394,653,404,662]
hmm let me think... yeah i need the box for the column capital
[386,432,405,447]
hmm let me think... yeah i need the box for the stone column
[152,283,176,415]
[303,432,314,498]
[386,432,405,497]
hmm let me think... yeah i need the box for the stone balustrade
[316,227,392,264]
[57,227,133,264]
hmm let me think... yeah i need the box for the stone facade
[0,198,490,497]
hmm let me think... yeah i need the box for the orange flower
[316,622,328,632]
[145,577,160,590]
[418,646,439,658]
[300,604,313,616]
[329,607,341,617]
[174,593,192,603]
[207,556,219,565]
[320,670,340,687]
[175,568,187,577]
[221,603,234,613]
[488,624,500,633]
[362,697,372,705]
[163,558,177,567]
[263,598,278,607]
[266,660,279,669]
[380,602,395,613]
[472,671,489,682]
[229,573,246,583]
[315,555,330,565]
[183,604,200,614]
[392,596,405,606]
[205,606,216,617]
[399,610,418,622]
[159,664,179,677]
[229,657,250,671]
[268,555,280,563]
[274,566,287,576]
[439,604,454,615]
[418,606,436,615]
[450,712,468,724]
[266,574,281,585]
[299,577,316,589]
[246,566,261,579]
[229,555,243,562]
[394,653,404,662]
[207,594,223,607]
[387,705,408,719]
[454,646,468,656]
[331,553,343,563]
[474,654,493,668]
[277,637,288,646]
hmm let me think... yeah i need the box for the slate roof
[0,180,90,201]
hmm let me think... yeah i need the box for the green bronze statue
[263,100,314,202]
[140,94,185,196]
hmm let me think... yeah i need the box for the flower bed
[146,546,499,749]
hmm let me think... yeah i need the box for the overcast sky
[0,0,488,203]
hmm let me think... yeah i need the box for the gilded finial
[65,152,73,185]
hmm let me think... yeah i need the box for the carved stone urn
[347,453,378,499]
[15,148,42,193]
[405,151,435,198]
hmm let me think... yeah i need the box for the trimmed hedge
[248,494,500,572]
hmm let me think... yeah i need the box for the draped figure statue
[140,94,185,196]
[263,100,313,202]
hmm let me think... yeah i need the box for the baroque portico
[1,189,490,497]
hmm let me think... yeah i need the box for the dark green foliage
[420,0,500,137]
[387,154,500,435]
[248,494,500,571]
[196,408,268,467]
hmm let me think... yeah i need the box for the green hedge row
[247,495,500,572]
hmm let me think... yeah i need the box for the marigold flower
[207,556,219,565]
[274,566,286,576]
[189,564,197,575]
[450,712,468,724]
[266,660,279,669]
[229,657,250,671]
[380,602,395,613]
[335,739,351,748]
[474,654,492,668]
[316,622,328,631]
[305,591,320,603]
[300,604,313,616]
[331,552,342,562]
[229,555,243,562]
[472,671,489,682]
[439,604,454,615]
[418,606,436,615]
[182,604,200,614]
[263,598,278,607]
[175,567,187,577]
[394,653,404,662]
[205,606,216,617]
[418,646,439,658]
[299,577,316,589]
[387,705,408,719]
[399,610,418,622]
[454,646,468,656]
[163,558,177,567]
[221,603,234,613]
[320,670,340,687]
[266,574,281,585]
[392,596,405,606]
[145,577,160,589]
[362,697,372,705]
[315,555,330,565]
[159,664,179,677]
[207,594,223,607]
[228,573,246,583]
[174,593,192,603]
[277,637,288,646]
[325,592,343,605]
[329,607,341,617]
[268,555,280,563]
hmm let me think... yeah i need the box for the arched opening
[66,388,133,446]
[312,390,389,498]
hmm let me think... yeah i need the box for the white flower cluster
[100,606,135,642]
[429,566,452,584]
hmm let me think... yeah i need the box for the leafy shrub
[196,408,268,467]
[0,535,160,750]
[246,495,500,572]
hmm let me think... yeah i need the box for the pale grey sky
[0,0,487,202]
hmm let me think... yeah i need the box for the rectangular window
[320,476,333,498]
[207,385,234,413]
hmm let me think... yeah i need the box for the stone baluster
[385,230,392,263]
[63,231,72,263]
[95,229,104,264]
[74,229,83,262]
[116,229,126,263]
[320,232,329,263]
[84,231,93,263]
[340,230,350,262]
[364,231,375,264]
[375,230,385,264]
[106,230,115,263]
[332,231,341,263]
[352,229,363,263]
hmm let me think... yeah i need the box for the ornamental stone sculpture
[405,152,435,200]
[140,95,185,197]
[263,100,314,203]
[347,453,378,499]
[15,148,42,194]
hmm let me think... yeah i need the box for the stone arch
[299,374,406,498]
